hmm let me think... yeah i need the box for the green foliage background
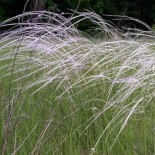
[0,0,155,29]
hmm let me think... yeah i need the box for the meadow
[1,11,155,155]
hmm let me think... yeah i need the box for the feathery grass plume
[1,10,155,154]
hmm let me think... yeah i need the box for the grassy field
[1,11,155,155]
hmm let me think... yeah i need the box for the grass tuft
[1,11,155,154]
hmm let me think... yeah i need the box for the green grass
[1,66,155,154]
[1,11,155,154]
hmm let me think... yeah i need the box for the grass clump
[1,11,155,154]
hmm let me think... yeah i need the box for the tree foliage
[0,0,155,28]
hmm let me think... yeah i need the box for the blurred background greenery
[0,0,155,30]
